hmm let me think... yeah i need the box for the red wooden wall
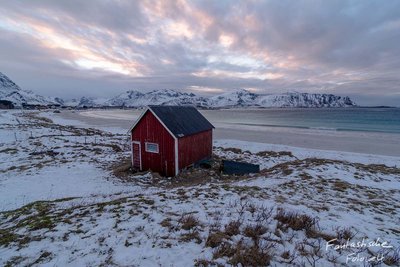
[131,111,176,177]
[178,129,212,169]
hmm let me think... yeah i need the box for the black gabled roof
[149,105,214,138]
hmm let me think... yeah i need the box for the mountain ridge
[75,89,356,108]
[0,72,63,107]
[0,72,357,108]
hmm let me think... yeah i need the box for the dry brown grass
[110,158,135,179]
[180,231,202,244]
[205,231,227,248]
[306,229,336,241]
[335,227,355,241]
[159,218,173,229]
[224,220,241,237]
[31,251,52,265]
[93,143,122,152]
[228,241,273,267]
[221,147,243,154]
[332,180,351,192]
[262,157,400,181]
[179,214,200,231]
[243,224,268,242]
[0,229,19,247]
[383,250,400,266]
[213,242,235,259]
[355,163,400,175]
[256,150,294,158]
[281,250,291,259]
[299,172,313,180]
[275,209,317,232]
[0,148,18,154]
[194,258,222,267]
[282,168,293,176]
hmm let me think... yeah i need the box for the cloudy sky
[0,0,399,105]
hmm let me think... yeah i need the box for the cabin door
[132,141,141,169]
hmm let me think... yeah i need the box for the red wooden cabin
[129,105,214,177]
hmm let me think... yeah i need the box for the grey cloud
[1,0,148,33]
[0,0,399,106]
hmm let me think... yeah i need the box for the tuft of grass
[112,159,133,178]
[180,231,202,244]
[139,198,155,205]
[332,180,350,192]
[306,229,336,241]
[28,216,55,230]
[179,214,200,231]
[223,147,243,154]
[205,231,227,248]
[275,209,317,232]
[124,239,132,247]
[224,220,241,237]
[383,249,400,266]
[0,229,18,247]
[335,227,355,241]
[281,250,291,259]
[0,148,18,154]
[160,218,173,229]
[213,242,235,259]
[32,251,52,265]
[256,150,294,158]
[93,143,122,152]
[4,256,25,267]
[282,168,293,176]
[3,200,58,221]
[229,241,273,267]
[243,224,268,242]
[194,258,222,267]
[299,172,313,180]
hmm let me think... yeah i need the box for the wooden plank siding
[131,111,176,177]
[178,129,213,170]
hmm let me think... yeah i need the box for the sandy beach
[55,109,400,157]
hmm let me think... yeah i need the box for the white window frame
[145,142,159,153]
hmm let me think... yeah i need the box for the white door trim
[132,141,142,170]
[174,139,179,176]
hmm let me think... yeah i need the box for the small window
[145,142,159,153]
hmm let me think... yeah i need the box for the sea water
[202,108,400,134]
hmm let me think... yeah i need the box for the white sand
[56,109,400,157]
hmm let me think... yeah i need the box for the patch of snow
[0,162,139,211]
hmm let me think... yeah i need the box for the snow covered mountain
[0,71,356,109]
[205,89,355,108]
[66,89,356,108]
[104,89,208,107]
[256,92,355,108]
[74,97,108,108]
[207,89,259,107]
[63,98,80,107]
[0,72,63,107]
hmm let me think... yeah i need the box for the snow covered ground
[0,110,399,266]
[0,110,138,211]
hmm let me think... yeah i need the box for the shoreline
[53,109,400,157]
[231,121,400,134]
